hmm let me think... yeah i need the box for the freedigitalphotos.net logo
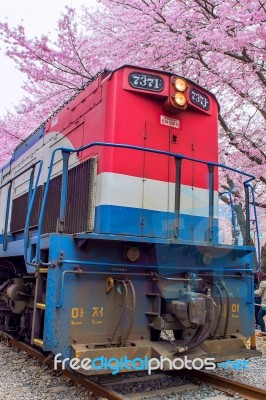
[54,354,216,375]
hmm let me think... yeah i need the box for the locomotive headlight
[173,92,187,107]
[173,78,187,92]
[203,251,213,265]
[106,276,114,293]
[126,247,140,262]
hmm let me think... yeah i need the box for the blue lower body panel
[94,205,218,241]
[42,234,255,364]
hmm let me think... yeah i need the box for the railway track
[1,332,265,400]
[98,370,266,400]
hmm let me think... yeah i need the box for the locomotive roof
[115,64,219,108]
[2,65,219,171]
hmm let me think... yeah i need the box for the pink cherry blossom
[0,1,265,209]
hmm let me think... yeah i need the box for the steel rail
[184,369,266,400]
[1,331,265,400]
[0,332,123,400]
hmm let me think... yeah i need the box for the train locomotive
[0,65,260,374]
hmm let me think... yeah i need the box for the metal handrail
[0,160,42,190]
[23,161,43,267]
[219,191,237,244]
[246,183,261,271]
[55,268,254,309]
[32,142,257,266]
[0,160,43,252]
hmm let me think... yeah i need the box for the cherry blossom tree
[0,1,265,211]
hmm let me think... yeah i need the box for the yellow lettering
[72,308,79,319]
[92,306,104,318]
[71,307,84,319]
[232,304,239,313]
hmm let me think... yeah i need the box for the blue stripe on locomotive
[94,205,218,242]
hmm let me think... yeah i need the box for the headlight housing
[171,76,188,109]
[173,77,187,92]
[174,92,187,106]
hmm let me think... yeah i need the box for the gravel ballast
[0,341,92,400]
[210,336,266,390]
[0,338,265,400]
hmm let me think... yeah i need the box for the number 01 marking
[232,304,239,313]
[71,307,84,319]
[70,307,84,326]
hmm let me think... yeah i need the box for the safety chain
[161,328,188,355]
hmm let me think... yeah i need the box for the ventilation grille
[10,192,28,233]
[10,159,94,234]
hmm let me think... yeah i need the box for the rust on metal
[0,332,124,400]
[2,331,266,400]
[184,370,266,400]
[250,333,256,350]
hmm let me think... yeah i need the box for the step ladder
[31,268,48,348]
